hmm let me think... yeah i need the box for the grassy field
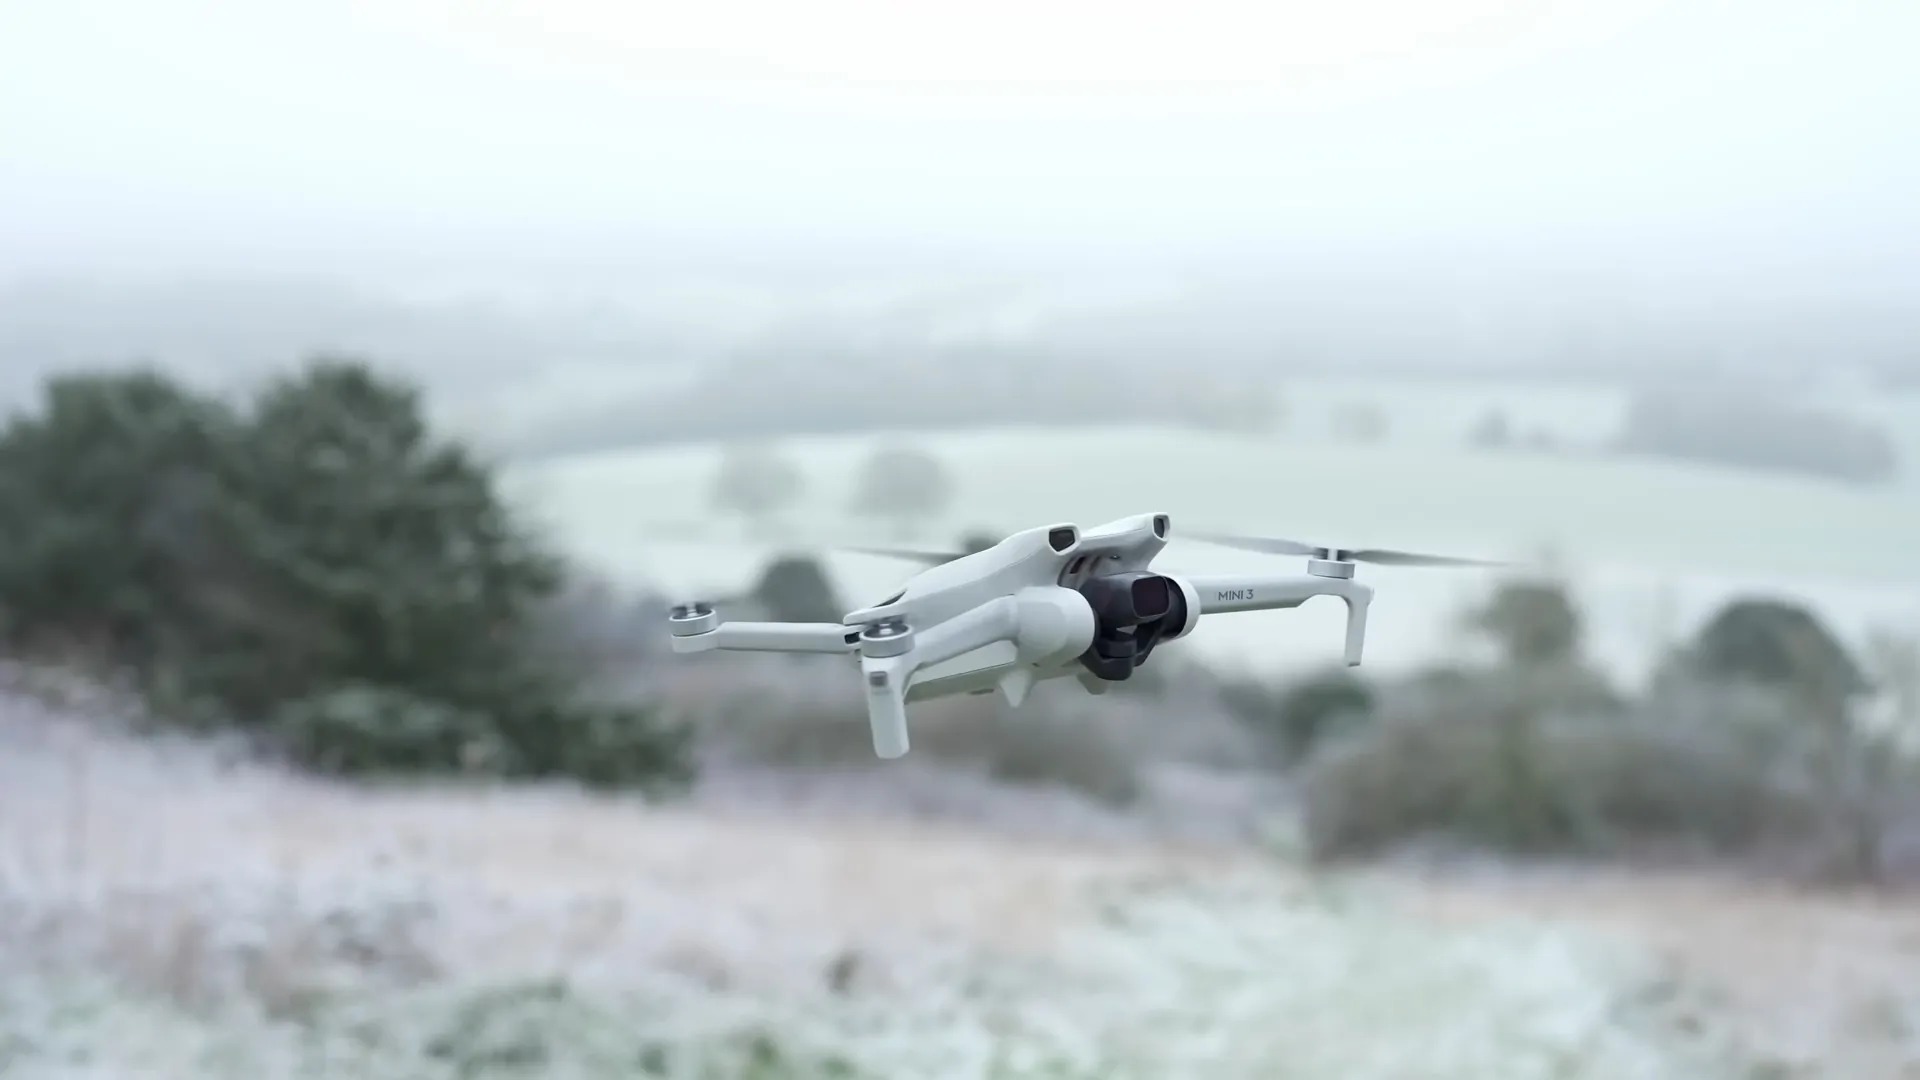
[0,699,1805,1079]
[502,395,1920,684]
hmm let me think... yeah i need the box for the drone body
[668,513,1488,759]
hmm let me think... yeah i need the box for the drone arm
[669,620,856,655]
[859,596,1022,758]
[1174,573,1375,666]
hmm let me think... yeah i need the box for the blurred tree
[1219,666,1377,764]
[1864,628,1920,736]
[0,367,243,669]
[849,443,955,539]
[1468,408,1512,450]
[709,442,804,536]
[1330,401,1389,444]
[0,359,692,789]
[1467,578,1583,668]
[1676,596,1886,882]
[1683,598,1867,721]
[749,554,843,625]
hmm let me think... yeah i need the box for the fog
[6,1,1918,280]
[4,2,1920,397]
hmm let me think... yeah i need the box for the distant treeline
[1610,387,1900,485]
[504,345,1275,460]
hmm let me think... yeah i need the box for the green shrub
[750,555,843,624]
[676,659,1143,805]
[1300,671,1813,861]
[1467,577,1584,668]
[983,706,1144,807]
[1217,666,1375,764]
[0,359,692,789]
[1676,597,1868,719]
[271,683,513,778]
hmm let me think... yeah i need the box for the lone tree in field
[1684,597,1868,721]
[849,442,955,539]
[1468,578,1583,667]
[1674,596,1889,881]
[1331,401,1389,444]
[1468,408,1513,450]
[709,442,805,536]
[749,554,843,625]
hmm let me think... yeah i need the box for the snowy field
[0,690,1804,1080]
[502,403,1920,688]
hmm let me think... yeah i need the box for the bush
[0,360,693,789]
[982,706,1144,807]
[749,555,843,624]
[1662,599,1911,882]
[1300,670,1812,860]
[1467,577,1584,668]
[1217,666,1375,764]
[1677,597,1868,718]
[672,657,1144,806]
[271,684,513,778]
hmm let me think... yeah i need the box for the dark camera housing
[1077,571,1169,626]
[1075,571,1186,683]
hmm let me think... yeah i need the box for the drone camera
[1047,526,1079,553]
[1074,570,1186,682]
[1078,571,1172,626]
[1129,574,1171,621]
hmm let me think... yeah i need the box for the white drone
[666,513,1497,759]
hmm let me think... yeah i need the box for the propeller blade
[1185,531,1322,557]
[1345,548,1506,568]
[1189,531,1504,568]
[836,545,969,566]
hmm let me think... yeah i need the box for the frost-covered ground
[0,683,1790,1079]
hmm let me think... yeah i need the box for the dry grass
[2,678,1914,1077]
[651,653,1262,810]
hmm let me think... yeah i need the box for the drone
[666,513,1498,759]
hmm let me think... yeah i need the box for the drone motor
[668,602,718,636]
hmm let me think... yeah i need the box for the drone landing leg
[859,596,1024,758]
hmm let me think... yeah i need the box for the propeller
[1187,530,1505,568]
[835,544,973,566]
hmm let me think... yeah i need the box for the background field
[502,376,1920,687]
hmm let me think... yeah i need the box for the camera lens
[1129,575,1170,620]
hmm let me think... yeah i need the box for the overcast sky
[3,1,1917,288]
